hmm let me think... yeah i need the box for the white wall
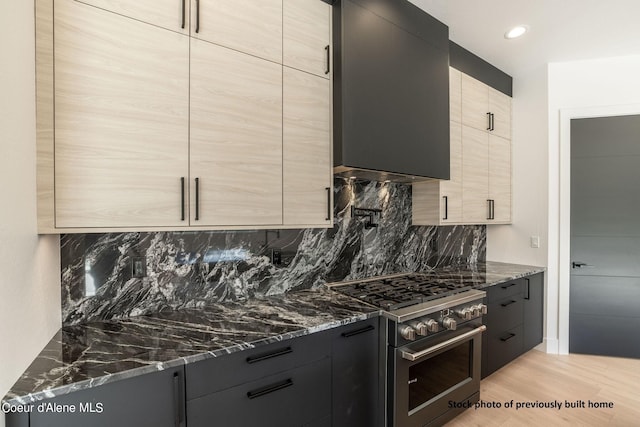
[548,55,640,354]
[487,64,549,267]
[487,64,550,347]
[0,2,62,424]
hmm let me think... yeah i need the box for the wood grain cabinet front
[76,0,191,34]
[53,0,190,229]
[413,68,511,225]
[189,40,283,227]
[37,0,333,232]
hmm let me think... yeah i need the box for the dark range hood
[332,0,450,183]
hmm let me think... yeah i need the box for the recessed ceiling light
[505,25,528,39]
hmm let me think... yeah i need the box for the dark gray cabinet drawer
[187,357,331,427]
[487,279,524,302]
[186,330,331,400]
[486,297,523,333]
[485,325,524,375]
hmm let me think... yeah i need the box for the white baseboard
[543,337,560,354]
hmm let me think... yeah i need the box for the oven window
[408,341,472,412]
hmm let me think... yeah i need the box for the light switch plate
[530,236,540,249]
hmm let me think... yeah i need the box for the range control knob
[441,317,457,331]
[424,319,439,333]
[408,321,428,336]
[400,325,417,341]
[456,308,473,320]
[472,304,488,315]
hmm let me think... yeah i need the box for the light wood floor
[445,349,640,426]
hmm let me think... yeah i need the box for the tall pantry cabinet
[36,0,333,233]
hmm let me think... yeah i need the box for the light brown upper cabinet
[461,72,512,223]
[75,0,191,35]
[488,135,511,222]
[190,40,283,226]
[413,68,511,225]
[37,0,332,233]
[282,0,332,226]
[53,0,190,229]
[460,130,511,224]
[283,67,332,226]
[283,0,332,78]
[191,0,283,63]
[461,73,511,140]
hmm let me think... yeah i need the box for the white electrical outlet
[530,236,540,248]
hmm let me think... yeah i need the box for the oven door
[390,323,486,427]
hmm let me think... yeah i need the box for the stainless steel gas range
[329,273,487,427]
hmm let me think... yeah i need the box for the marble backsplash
[61,178,486,325]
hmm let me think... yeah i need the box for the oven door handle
[400,325,487,362]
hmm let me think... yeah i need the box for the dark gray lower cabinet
[523,273,544,351]
[188,357,331,427]
[8,319,382,427]
[482,273,544,378]
[185,318,380,427]
[186,329,334,427]
[26,366,185,427]
[331,318,380,427]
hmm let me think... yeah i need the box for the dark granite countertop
[3,261,543,406]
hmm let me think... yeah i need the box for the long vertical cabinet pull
[325,45,330,75]
[181,0,186,29]
[491,199,495,219]
[491,113,495,131]
[486,112,491,131]
[195,0,200,33]
[442,196,448,220]
[173,372,184,427]
[180,177,185,221]
[525,278,531,300]
[486,199,492,220]
[195,178,200,221]
[325,187,331,221]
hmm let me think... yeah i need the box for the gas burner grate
[332,274,474,310]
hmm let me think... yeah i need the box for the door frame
[558,104,640,354]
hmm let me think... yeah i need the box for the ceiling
[408,0,640,78]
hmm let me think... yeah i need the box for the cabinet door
[283,67,332,226]
[441,121,463,223]
[54,0,189,228]
[523,273,544,351]
[461,73,489,132]
[489,87,512,140]
[462,126,489,223]
[283,0,331,78]
[489,135,511,222]
[30,367,185,427]
[76,0,189,34]
[332,319,380,427]
[190,40,283,226]
[449,67,462,123]
[191,0,282,63]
